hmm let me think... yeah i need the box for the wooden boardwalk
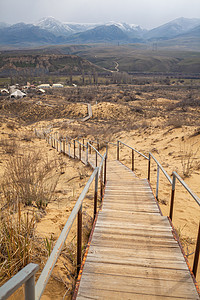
[76,160,199,299]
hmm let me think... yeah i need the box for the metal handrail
[88,142,103,159]
[35,167,99,299]
[172,171,200,206]
[1,129,107,300]
[149,153,172,185]
[118,140,149,160]
[0,263,39,300]
[116,139,200,279]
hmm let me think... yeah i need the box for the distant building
[10,89,26,99]
[0,89,9,95]
[37,88,46,95]
[37,84,51,89]
[52,83,64,88]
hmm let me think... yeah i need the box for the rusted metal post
[77,205,82,276]
[106,143,108,159]
[156,165,160,200]
[132,149,134,171]
[60,141,62,153]
[193,222,200,277]
[97,141,100,152]
[68,141,71,158]
[83,138,85,151]
[79,143,81,161]
[169,174,176,221]
[95,151,97,167]
[74,140,76,158]
[89,142,91,154]
[117,141,119,161]
[94,172,98,220]
[86,142,89,165]
[63,139,65,154]
[100,168,103,201]
[104,155,107,185]
[148,153,151,181]
[66,137,68,155]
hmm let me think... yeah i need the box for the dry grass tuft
[1,151,58,209]
[0,206,35,284]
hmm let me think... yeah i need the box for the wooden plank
[91,231,178,245]
[77,273,199,299]
[76,159,199,300]
[87,245,185,261]
[77,290,194,300]
[94,225,174,237]
[78,272,198,298]
[81,261,192,282]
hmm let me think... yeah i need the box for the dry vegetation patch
[0,82,200,296]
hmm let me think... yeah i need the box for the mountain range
[0,17,200,49]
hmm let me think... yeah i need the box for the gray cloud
[0,0,200,28]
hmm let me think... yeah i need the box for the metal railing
[0,263,39,300]
[1,130,107,300]
[117,140,200,278]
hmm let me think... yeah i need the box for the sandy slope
[1,88,200,298]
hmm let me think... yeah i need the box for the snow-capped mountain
[36,16,74,36]
[106,21,145,33]
[64,22,100,33]
[145,17,200,40]
[0,17,200,48]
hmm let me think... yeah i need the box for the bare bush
[180,142,199,177]
[0,207,35,284]
[166,116,184,128]
[1,152,58,209]
[0,139,16,155]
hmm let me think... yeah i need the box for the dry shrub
[166,116,184,128]
[1,152,58,209]
[180,143,199,177]
[0,207,35,284]
[6,122,16,131]
[0,139,16,155]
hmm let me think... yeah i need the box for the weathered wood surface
[76,160,199,299]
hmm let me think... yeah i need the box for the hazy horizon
[0,0,200,29]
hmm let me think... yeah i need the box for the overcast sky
[0,0,200,29]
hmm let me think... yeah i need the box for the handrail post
[83,138,85,151]
[148,153,151,181]
[63,139,65,154]
[77,205,82,276]
[60,140,62,153]
[106,143,108,159]
[104,154,107,185]
[193,222,200,277]
[86,142,89,165]
[94,172,98,220]
[132,149,134,171]
[66,137,68,155]
[68,141,71,158]
[117,141,119,161]
[156,165,160,200]
[97,140,100,152]
[169,173,176,221]
[25,274,36,300]
[100,168,103,201]
[74,140,76,158]
[96,151,98,167]
[89,142,91,154]
[79,143,81,161]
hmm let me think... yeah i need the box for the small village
[0,83,65,99]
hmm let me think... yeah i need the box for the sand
[0,87,200,298]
